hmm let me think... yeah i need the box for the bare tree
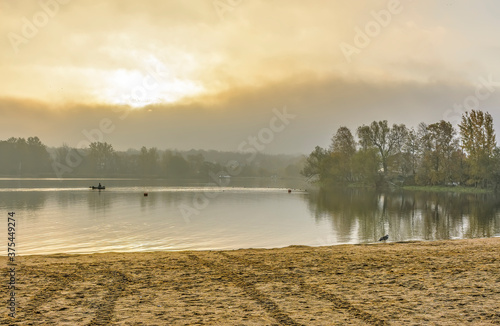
[357,120,408,175]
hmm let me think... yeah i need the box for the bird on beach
[379,234,389,241]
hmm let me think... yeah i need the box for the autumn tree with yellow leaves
[459,110,497,187]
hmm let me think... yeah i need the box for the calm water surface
[1,178,499,255]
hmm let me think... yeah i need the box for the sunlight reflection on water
[1,179,499,255]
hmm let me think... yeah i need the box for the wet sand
[1,238,500,325]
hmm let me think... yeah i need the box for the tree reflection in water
[307,188,500,243]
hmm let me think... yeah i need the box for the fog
[2,0,500,154]
[3,76,500,154]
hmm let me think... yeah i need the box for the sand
[1,238,500,325]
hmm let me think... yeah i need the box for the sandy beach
[1,238,499,325]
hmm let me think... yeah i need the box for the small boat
[90,185,105,190]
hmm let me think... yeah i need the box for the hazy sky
[2,0,500,154]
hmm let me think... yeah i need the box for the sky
[2,0,500,154]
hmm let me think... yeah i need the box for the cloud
[4,0,488,103]
[2,0,500,154]
[2,75,500,154]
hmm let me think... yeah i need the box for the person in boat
[98,183,102,188]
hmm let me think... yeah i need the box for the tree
[459,110,497,187]
[0,137,51,175]
[459,110,496,158]
[162,151,190,178]
[330,126,356,157]
[301,146,329,181]
[357,121,408,175]
[491,148,500,191]
[418,120,460,185]
[400,128,420,181]
[187,153,205,176]
[328,126,356,183]
[88,142,115,173]
[54,143,71,166]
[139,146,159,176]
[352,147,380,186]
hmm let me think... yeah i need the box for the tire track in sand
[86,269,129,326]
[218,252,389,326]
[3,267,129,325]
[20,270,84,320]
[188,253,304,326]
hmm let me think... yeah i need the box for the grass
[346,183,376,188]
[402,185,493,194]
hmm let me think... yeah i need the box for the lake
[1,178,500,255]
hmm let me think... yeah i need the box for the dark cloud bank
[3,77,500,154]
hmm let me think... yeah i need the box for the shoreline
[402,185,494,194]
[9,236,500,258]
[2,237,500,325]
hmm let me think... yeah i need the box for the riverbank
[1,238,499,325]
[322,183,495,195]
[403,185,493,194]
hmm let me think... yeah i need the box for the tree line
[0,137,304,179]
[302,110,500,190]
